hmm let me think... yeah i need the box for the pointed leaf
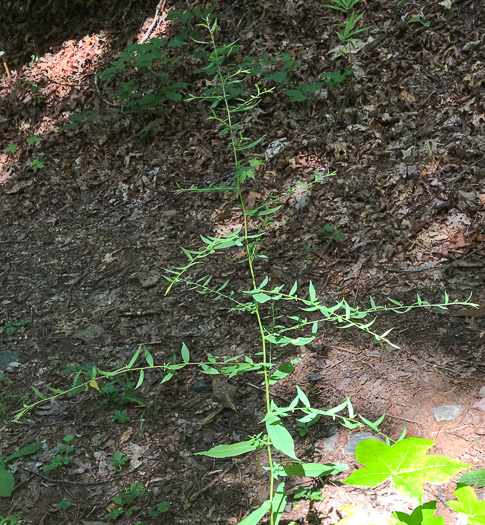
[266,414,298,460]
[6,442,43,463]
[283,462,348,477]
[238,500,271,525]
[135,369,144,389]
[144,347,154,367]
[308,281,316,301]
[181,343,190,363]
[271,482,287,525]
[128,346,141,368]
[195,438,261,458]
[0,469,15,498]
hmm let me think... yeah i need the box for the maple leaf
[447,486,485,525]
[344,437,469,502]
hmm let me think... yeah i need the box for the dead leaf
[212,377,237,411]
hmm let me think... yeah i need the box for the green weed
[4,319,29,336]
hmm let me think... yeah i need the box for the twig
[139,0,167,45]
[185,463,234,508]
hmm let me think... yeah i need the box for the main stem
[207,19,276,524]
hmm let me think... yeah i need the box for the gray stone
[345,432,383,455]
[72,324,104,342]
[432,404,463,422]
[322,434,339,452]
[478,386,485,397]
[0,350,20,368]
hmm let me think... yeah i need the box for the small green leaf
[296,385,310,407]
[181,342,190,362]
[144,347,154,367]
[135,369,144,389]
[127,346,141,368]
[308,281,316,301]
[57,498,72,510]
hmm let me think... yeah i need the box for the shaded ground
[0,0,484,523]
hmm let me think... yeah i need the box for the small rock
[478,386,485,397]
[474,426,485,435]
[322,434,339,452]
[141,273,160,289]
[192,381,212,393]
[0,350,20,368]
[345,432,383,455]
[309,374,323,382]
[72,324,104,342]
[431,404,463,422]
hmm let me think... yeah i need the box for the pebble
[344,432,383,455]
[432,404,463,422]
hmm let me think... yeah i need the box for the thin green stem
[207,18,276,523]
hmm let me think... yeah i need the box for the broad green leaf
[238,500,271,525]
[0,469,14,498]
[268,361,295,385]
[266,414,298,460]
[6,442,43,463]
[458,470,485,488]
[195,438,260,458]
[393,501,444,525]
[283,462,348,477]
[271,482,287,525]
[284,89,306,102]
[344,437,470,502]
[447,486,485,524]
[181,343,190,362]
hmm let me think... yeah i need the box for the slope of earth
[0,0,484,524]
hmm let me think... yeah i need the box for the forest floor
[0,0,484,523]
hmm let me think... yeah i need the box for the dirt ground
[0,0,484,523]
